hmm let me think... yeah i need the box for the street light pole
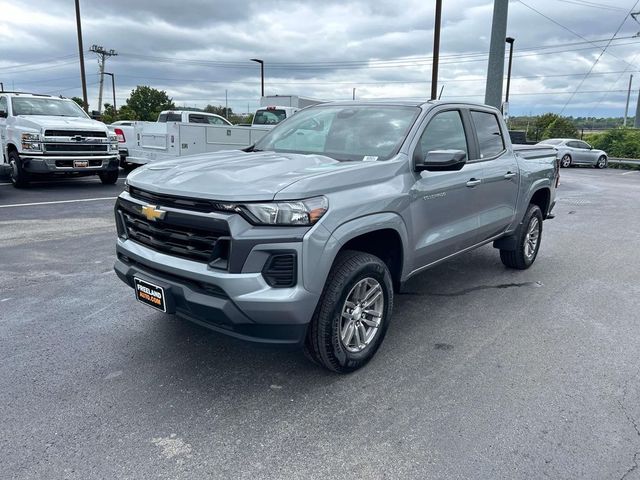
[250,58,264,98]
[505,37,515,104]
[103,72,116,113]
[431,0,443,100]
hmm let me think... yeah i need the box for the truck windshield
[253,109,287,125]
[11,97,88,117]
[253,105,420,161]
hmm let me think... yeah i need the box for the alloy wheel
[340,277,384,353]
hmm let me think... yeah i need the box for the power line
[117,35,639,70]
[560,0,640,113]
[556,0,627,12]
[0,54,79,72]
[517,0,636,69]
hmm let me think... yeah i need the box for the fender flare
[302,213,410,294]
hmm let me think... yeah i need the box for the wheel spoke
[361,283,381,304]
[341,321,355,345]
[353,324,362,347]
[363,290,382,309]
[358,323,367,345]
[363,309,381,317]
[361,317,380,328]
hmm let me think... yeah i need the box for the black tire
[8,150,30,188]
[304,250,394,373]
[595,156,607,169]
[500,204,543,270]
[560,154,572,168]
[99,169,119,185]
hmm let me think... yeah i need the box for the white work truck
[0,92,119,187]
[126,100,324,166]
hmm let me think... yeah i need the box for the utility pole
[0,82,3,92]
[431,0,443,100]
[624,74,633,127]
[485,0,509,109]
[74,0,88,111]
[634,87,640,128]
[352,88,356,100]
[90,45,117,114]
[225,89,228,119]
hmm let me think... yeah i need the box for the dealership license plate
[134,278,166,312]
[73,160,89,168]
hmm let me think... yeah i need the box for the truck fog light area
[262,252,297,288]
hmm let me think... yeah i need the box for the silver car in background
[537,138,608,169]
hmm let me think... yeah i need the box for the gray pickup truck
[114,101,558,372]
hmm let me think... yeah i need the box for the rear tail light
[114,128,125,143]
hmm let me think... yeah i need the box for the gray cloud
[1,0,638,116]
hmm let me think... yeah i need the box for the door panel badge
[423,191,447,201]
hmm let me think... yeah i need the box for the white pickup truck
[0,92,119,187]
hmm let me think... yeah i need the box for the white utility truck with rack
[126,101,321,166]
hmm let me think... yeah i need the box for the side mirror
[0,110,7,118]
[415,149,467,172]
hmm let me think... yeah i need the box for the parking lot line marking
[0,178,125,187]
[0,197,117,208]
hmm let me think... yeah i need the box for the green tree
[124,86,175,121]
[101,103,138,124]
[542,117,578,139]
[204,104,232,118]
[585,128,640,159]
[71,96,88,110]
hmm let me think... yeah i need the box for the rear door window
[188,114,208,124]
[158,113,182,122]
[0,96,7,114]
[471,111,505,159]
[206,116,225,125]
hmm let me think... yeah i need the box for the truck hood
[127,150,403,202]
[15,115,108,133]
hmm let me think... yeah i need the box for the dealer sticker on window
[134,278,166,312]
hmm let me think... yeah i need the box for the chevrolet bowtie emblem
[141,204,166,222]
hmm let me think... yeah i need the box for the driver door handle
[504,172,517,179]
[466,178,482,187]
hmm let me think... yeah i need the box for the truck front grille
[45,144,108,153]
[117,198,230,264]
[44,130,107,138]
[129,186,217,213]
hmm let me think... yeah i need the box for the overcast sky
[1,0,639,117]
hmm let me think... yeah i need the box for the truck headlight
[218,196,328,226]
[21,133,42,152]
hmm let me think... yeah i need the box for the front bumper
[114,242,319,345]
[21,155,119,174]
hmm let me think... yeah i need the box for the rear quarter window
[471,111,505,159]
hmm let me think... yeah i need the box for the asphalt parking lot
[1,168,640,480]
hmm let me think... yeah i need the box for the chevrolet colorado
[114,101,558,372]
